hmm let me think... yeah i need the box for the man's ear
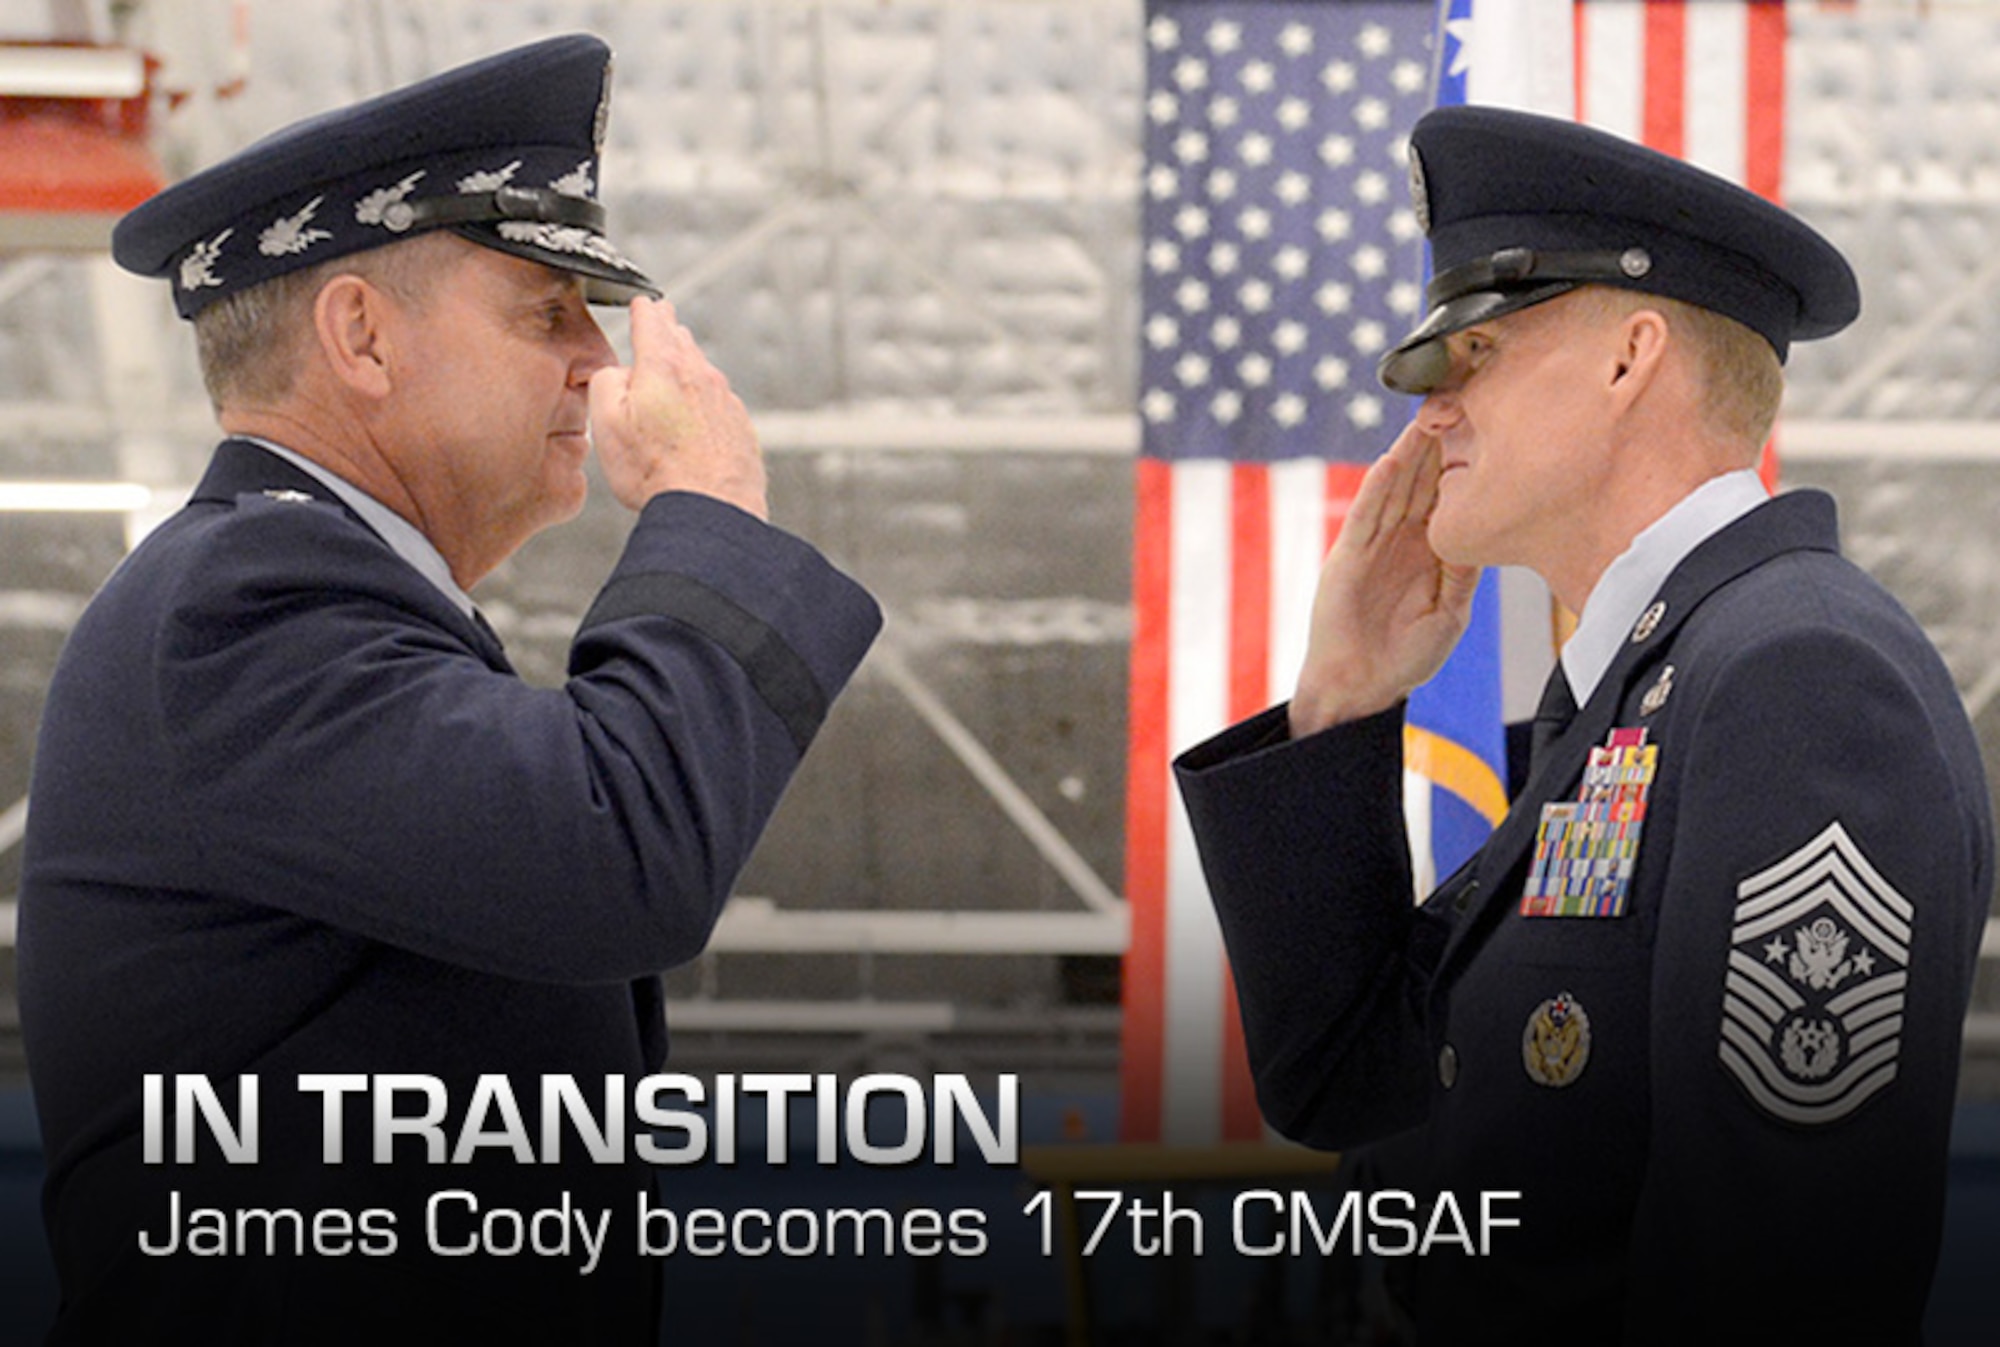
[312,274,395,400]
[1608,306,1670,408]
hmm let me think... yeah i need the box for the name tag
[1520,728,1658,918]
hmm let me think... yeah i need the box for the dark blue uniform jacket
[19,440,882,1344]
[1176,491,1991,1344]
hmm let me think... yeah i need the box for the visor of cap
[1377,280,1580,394]
[457,222,660,305]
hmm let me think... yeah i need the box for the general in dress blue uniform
[18,35,880,1345]
[1175,107,1991,1344]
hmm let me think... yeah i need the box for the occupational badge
[1522,992,1591,1087]
[1719,820,1911,1125]
[1640,664,1674,716]
[1520,727,1657,918]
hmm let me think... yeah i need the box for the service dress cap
[1379,105,1858,394]
[112,33,659,318]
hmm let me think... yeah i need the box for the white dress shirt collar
[1560,468,1769,706]
[241,437,479,619]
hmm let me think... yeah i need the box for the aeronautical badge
[1719,820,1912,1125]
[1523,992,1591,1087]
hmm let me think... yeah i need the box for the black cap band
[393,186,607,235]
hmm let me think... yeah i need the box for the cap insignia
[550,161,596,201]
[496,220,634,271]
[258,196,333,258]
[1407,143,1430,234]
[593,56,613,155]
[355,171,427,232]
[178,228,233,292]
[457,160,523,194]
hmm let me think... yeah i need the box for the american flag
[1123,0,1439,1146]
[1121,0,1794,1145]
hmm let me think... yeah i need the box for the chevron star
[1764,936,1789,964]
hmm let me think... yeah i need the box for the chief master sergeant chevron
[1175,106,1991,1343]
[16,34,880,1346]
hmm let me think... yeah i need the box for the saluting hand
[589,296,769,520]
[1289,419,1481,738]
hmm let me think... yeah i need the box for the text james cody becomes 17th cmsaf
[136,1071,1523,1269]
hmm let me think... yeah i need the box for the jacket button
[1438,1044,1459,1089]
[1452,880,1480,915]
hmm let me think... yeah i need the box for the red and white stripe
[1574,0,1787,485]
[1122,459,1364,1144]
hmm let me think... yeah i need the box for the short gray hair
[1578,286,1784,457]
[192,233,460,410]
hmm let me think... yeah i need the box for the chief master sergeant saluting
[1175,106,1992,1343]
[18,34,880,1345]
